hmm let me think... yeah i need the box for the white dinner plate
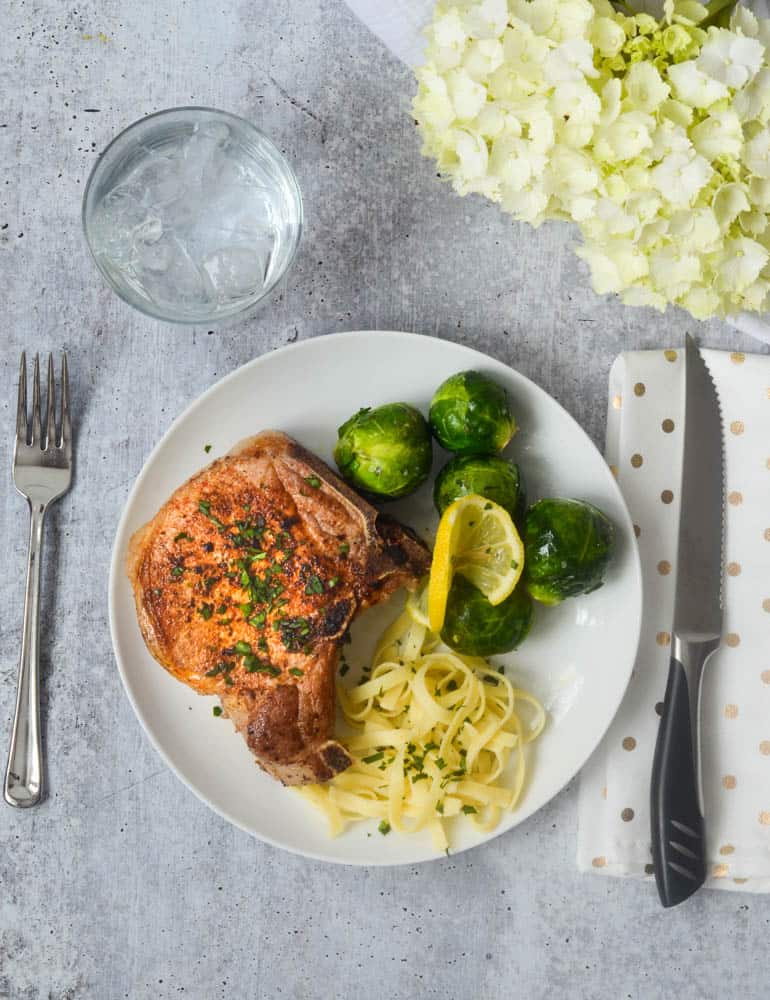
[109,330,642,865]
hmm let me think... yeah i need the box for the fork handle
[4,501,46,808]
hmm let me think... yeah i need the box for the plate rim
[108,329,643,865]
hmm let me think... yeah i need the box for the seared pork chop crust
[128,431,430,785]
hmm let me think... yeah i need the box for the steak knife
[650,334,724,908]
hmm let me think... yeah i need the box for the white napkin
[577,348,770,892]
[343,0,770,347]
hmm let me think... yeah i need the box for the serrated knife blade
[651,335,725,908]
[673,337,724,641]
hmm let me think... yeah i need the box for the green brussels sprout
[433,454,526,523]
[523,498,615,606]
[429,370,515,455]
[333,403,432,499]
[441,574,533,656]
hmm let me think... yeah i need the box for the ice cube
[130,154,181,209]
[201,246,271,302]
[138,235,209,307]
[180,122,231,191]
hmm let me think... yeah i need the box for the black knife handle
[650,653,706,907]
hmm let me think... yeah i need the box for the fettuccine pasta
[298,606,546,851]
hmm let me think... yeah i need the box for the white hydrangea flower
[463,39,505,81]
[730,4,759,39]
[546,0,596,43]
[650,149,712,206]
[475,103,508,138]
[432,9,470,70]
[414,68,456,135]
[739,277,770,311]
[713,182,751,230]
[594,111,656,162]
[733,68,770,123]
[551,79,603,123]
[625,63,670,113]
[500,182,551,224]
[649,245,702,297]
[441,128,489,184]
[716,236,769,292]
[445,68,488,120]
[544,39,598,83]
[679,285,722,318]
[620,285,668,310]
[510,0,558,36]
[462,0,509,38]
[697,27,764,90]
[744,130,770,178]
[690,109,743,159]
[501,22,553,87]
[667,61,729,108]
[749,176,770,208]
[415,0,770,321]
[591,16,626,58]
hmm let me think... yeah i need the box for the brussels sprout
[441,574,533,656]
[429,370,515,455]
[333,403,432,499]
[433,454,526,522]
[523,498,615,605]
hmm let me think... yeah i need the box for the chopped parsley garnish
[412,773,429,783]
[279,617,312,652]
[304,476,321,489]
[377,821,391,836]
[289,667,304,677]
[198,499,224,529]
[436,801,444,814]
[248,611,266,628]
[338,541,350,557]
[435,757,447,770]
[462,804,478,815]
[362,751,384,764]
[216,603,228,615]
[234,640,252,655]
[305,574,324,596]
[174,531,192,542]
[170,566,184,578]
[205,662,232,678]
[511,559,519,570]
[327,576,339,589]
[212,705,222,717]
[339,662,349,677]
[482,675,500,686]
[199,604,214,621]
[484,502,493,510]
[204,444,212,454]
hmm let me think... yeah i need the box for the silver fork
[4,353,72,808]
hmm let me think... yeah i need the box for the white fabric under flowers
[577,348,770,893]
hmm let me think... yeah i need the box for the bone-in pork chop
[127,431,430,785]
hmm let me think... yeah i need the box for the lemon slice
[428,494,524,633]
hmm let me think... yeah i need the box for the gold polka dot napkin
[578,348,770,892]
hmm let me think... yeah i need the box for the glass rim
[82,106,304,326]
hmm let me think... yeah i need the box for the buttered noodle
[299,607,546,850]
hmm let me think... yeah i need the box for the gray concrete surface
[1,1,767,997]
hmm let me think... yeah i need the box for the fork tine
[31,354,41,446]
[45,352,56,449]
[16,352,28,443]
[60,352,71,450]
